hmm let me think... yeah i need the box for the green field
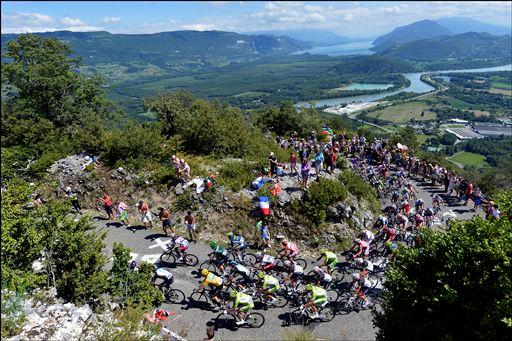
[443,97,477,110]
[447,152,487,168]
[492,82,512,90]
[367,101,436,123]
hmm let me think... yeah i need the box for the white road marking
[443,210,457,218]
[149,238,172,250]
[129,252,139,262]
[140,254,161,264]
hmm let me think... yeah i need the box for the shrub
[1,291,26,338]
[338,170,380,213]
[174,191,197,212]
[217,161,255,192]
[304,178,348,224]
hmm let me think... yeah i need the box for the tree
[389,126,419,151]
[1,34,114,157]
[373,191,512,340]
[440,132,457,145]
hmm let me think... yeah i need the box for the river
[296,64,512,108]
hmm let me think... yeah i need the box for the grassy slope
[447,152,487,168]
[367,101,436,123]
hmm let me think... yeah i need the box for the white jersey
[262,255,274,264]
[174,236,189,247]
[363,230,375,243]
[292,264,304,274]
[235,264,250,277]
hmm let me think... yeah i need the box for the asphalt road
[91,176,479,340]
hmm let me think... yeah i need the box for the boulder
[63,303,75,312]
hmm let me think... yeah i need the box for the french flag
[258,196,270,216]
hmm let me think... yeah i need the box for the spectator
[184,211,197,242]
[116,201,130,226]
[158,207,174,236]
[179,159,191,181]
[63,186,81,214]
[99,194,115,220]
[138,200,153,229]
[290,152,297,175]
[300,159,311,189]
[268,152,278,177]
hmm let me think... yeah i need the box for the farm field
[489,88,512,96]
[447,152,487,168]
[367,101,436,123]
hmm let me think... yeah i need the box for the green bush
[217,161,255,192]
[338,170,380,213]
[304,178,348,224]
[1,291,26,338]
[174,191,197,212]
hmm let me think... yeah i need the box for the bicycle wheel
[290,309,309,326]
[271,294,289,308]
[320,306,335,322]
[166,289,186,304]
[331,268,345,283]
[189,291,209,307]
[243,253,258,267]
[295,258,307,270]
[246,312,265,328]
[327,289,339,303]
[199,261,217,272]
[160,252,175,263]
[215,312,234,330]
[184,254,199,266]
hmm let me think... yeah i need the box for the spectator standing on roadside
[63,186,81,214]
[269,152,278,178]
[300,158,311,189]
[116,201,130,226]
[138,200,153,229]
[290,152,297,175]
[158,207,174,236]
[464,180,473,206]
[99,194,115,220]
[184,210,197,242]
[179,159,191,181]
[172,155,181,178]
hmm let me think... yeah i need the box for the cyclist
[151,267,174,289]
[391,190,400,204]
[228,290,254,325]
[226,232,247,261]
[349,263,373,308]
[315,249,338,275]
[424,207,435,227]
[395,213,408,231]
[360,229,375,245]
[374,215,388,230]
[255,252,277,272]
[414,212,425,229]
[401,199,411,216]
[169,234,189,262]
[311,266,333,289]
[415,198,425,213]
[278,239,300,261]
[301,284,328,319]
[256,271,280,304]
[432,193,444,211]
[349,238,370,259]
[208,241,229,274]
[198,269,224,310]
[380,224,396,242]
[283,260,304,292]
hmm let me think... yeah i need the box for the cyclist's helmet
[201,269,209,277]
[305,284,313,291]
[257,271,265,279]
[210,241,217,249]
[255,252,263,258]
[226,232,233,238]
[319,249,327,254]
[229,290,238,299]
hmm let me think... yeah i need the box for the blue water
[297,64,512,108]
[292,41,374,56]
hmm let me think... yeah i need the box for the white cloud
[60,16,86,26]
[2,12,54,25]
[100,16,122,24]
[209,1,229,6]
[181,23,217,31]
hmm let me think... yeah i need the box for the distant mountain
[248,29,363,47]
[372,20,452,53]
[1,30,312,67]
[436,17,511,36]
[377,32,512,61]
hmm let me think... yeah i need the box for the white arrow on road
[149,238,172,250]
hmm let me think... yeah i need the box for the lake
[297,64,512,108]
[291,41,374,56]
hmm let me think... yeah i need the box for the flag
[258,196,270,215]
[321,126,333,135]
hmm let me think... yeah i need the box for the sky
[2,1,511,38]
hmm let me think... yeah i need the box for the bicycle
[154,282,186,305]
[226,247,258,267]
[289,300,335,325]
[159,245,199,266]
[275,255,307,270]
[214,308,265,329]
[337,290,376,315]
[250,287,289,308]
